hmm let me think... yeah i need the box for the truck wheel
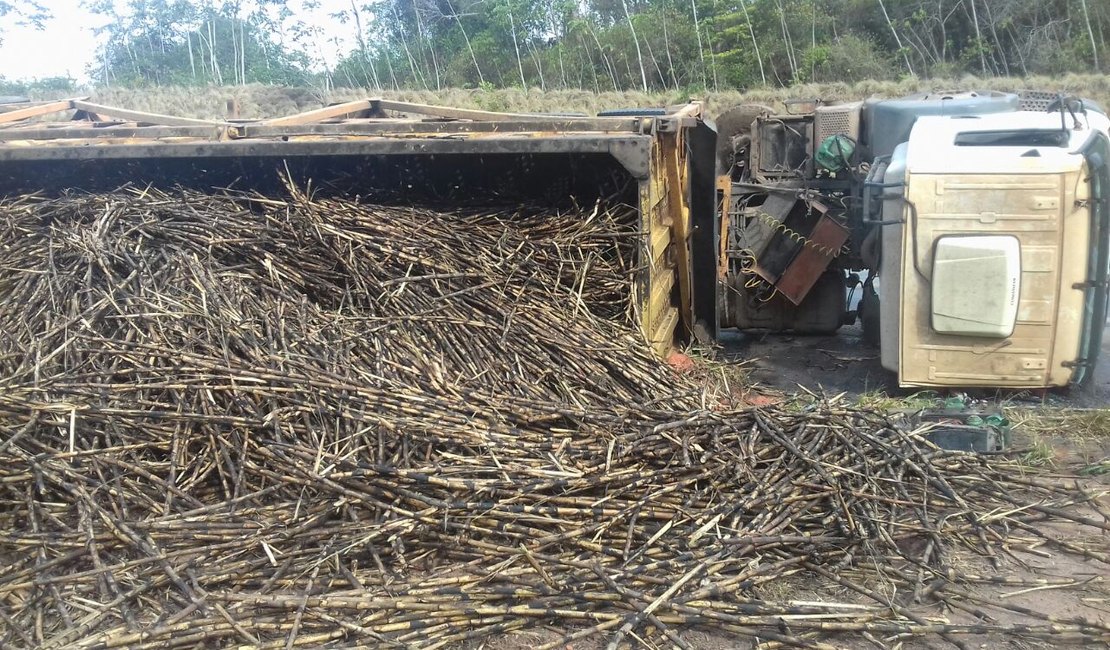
[723,270,846,334]
[861,282,881,348]
[714,104,773,177]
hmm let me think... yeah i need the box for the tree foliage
[85,0,313,86]
[330,0,1110,90]
[16,0,1110,89]
[0,0,49,45]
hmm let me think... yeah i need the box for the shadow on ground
[720,323,1110,408]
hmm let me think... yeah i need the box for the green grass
[1006,408,1110,442]
[1019,436,1058,468]
[854,390,942,412]
[1002,408,1110,471]
[678,345,760,407]
[1078,459,1110,476]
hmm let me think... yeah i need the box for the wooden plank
[260,99,375,126]
[376,99,547,122]
[240,117,640,139]
[647,307,680,358]
[0,100,77,125]
[71,101,223,127]
[0,99,58,112]
[0,133,628,162]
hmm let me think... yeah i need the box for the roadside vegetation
[2,0,1109,101]
[3,74,1106,122]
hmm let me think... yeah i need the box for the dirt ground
[719,323,1110,409]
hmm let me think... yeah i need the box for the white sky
[0,0,356,82]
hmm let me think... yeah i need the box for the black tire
[714,104,773,177]
[861,282,881,348]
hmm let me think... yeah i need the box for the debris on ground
[0,187,1107,648]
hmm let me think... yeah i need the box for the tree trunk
[689,0,708,89]
[740,0,766,85]
[240,17,247,85]
[1079,0,1099,70]
[1098,2,1107,58]
[392,3,425,88]
[508,8,528,90]
[775,0,797,80]
[383,44,399,89]
[586,23,618,90]
[445,0,485,84]
[548,6,568,88]
[702,24,720,91]
[620,0,649,91]
[577,32,602,92]
[1007,25,1029,77]
[811,0,817,80]
[967,0,988,74]
[229,17,239,85]
[641,24,668,89]
[661,4,680,91]
[207,20,223,85]
[938,0,948,64]
[981,1,1009,76]
[349,1,381,89]
[529,46,547,90]
[877,0,915,76]
[412,0,441,90]
[187,32,196,81]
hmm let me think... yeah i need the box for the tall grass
[80,74,1110,120]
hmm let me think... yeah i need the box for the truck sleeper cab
[878,110,1110,387]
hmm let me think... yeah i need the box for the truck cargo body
[0,98,719,357]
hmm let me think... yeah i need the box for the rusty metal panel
[640,140,678,356]
[637,104,709,355]
[770,215,849,305]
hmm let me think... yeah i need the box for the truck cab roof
[906,110,1110,175]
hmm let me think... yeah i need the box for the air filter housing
[813,102,862,150]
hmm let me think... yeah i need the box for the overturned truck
[1,93,1107,389]
[718,91,1110,388]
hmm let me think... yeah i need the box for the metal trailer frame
[0,97,718,355]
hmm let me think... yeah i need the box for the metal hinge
[654,116,697,133]
[655,118,677,133]
[1072,280,1108,290]
[1062,358,1095,369]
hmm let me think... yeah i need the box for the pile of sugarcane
[0,187,1106,649]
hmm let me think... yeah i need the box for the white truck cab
[879,109,1110,387]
